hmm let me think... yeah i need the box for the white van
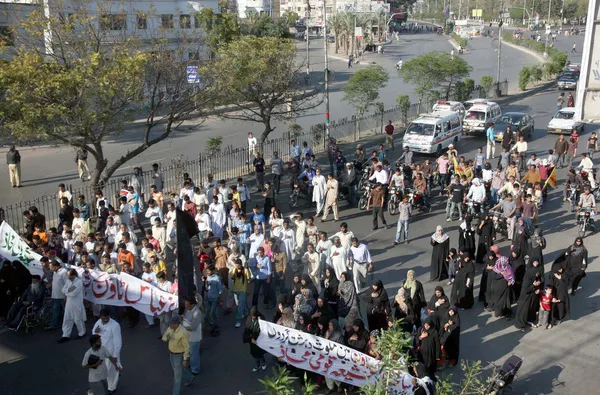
[462,101,502,133]
[432,100,465,117]
[403,111,463,156]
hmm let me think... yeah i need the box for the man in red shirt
[385,120,395,151]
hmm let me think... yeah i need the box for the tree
[240,13,292,38]
[205,36,323,145]
[0,0,214,188]
[205,137,223,156]
[396,95,411,125]
[194,9,240,56]
[479,76,494,98]
[399,52,472,106]
[519,66,531,91]
[281,11,300,27]
[343,65,389,118]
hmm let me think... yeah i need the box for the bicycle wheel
[578,220,587,238]
[39,304,53,327]
[358,196,367,211]
[387,199,398,215]
[289,192,299,208]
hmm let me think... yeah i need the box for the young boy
[539,285,554,329]
[230,258,251,328]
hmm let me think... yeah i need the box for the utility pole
[306,0,311,77]
[560,0,565,30]
[323,0,330,139]
[523,0,527,25]
[496,17,503,86]
[544,0,552,57]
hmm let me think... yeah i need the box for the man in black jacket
[6,145,21,187]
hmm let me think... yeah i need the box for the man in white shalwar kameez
[208,196,227,240]
[248,225,264,259]
[92,309,123,392]
[290,213,306,254]
[329,237,349,279]
[312,168,327,217]
[302,243,321,292]
[316,232,332,270]
[329,222,355,251]
[58,269,86,343]
[281,220,297,263]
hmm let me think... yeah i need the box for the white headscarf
[431,225,449,243]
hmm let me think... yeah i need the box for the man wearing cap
[92,309,123,393]
[162,315,195,393]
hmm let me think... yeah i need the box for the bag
[87,354,101,369]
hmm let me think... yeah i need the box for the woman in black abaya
[487,256,514,319]
[479,251,496,305]
[322,266,339,316]
[565,237,588,295]
[439,307,461,368]
[475,213,496,263]
[427,286,450,329]
[430,226,450,282]
[548,267,570,325]
[458,215,476,258]
[513,222,529,260]
[527,228,547,267]
[347,318,369,352]
[514,259,544,332]
[364,279,392,333]
[393,287,417,334]
[510,249,526,301]
[417,316,441,378]
[451,252,475,309]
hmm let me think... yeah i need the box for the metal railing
[0,100,426,233]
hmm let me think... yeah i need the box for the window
[137,14,147,29]
[161,14,174,29]
[100,14,127,31]
[450,117,461,129]
[180,14,191,29]
[0,26,14,46]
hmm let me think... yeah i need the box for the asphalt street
[0,30,596,395]
[1,28,582,205]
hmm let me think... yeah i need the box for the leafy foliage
[343,65,389,117]
[519,66,531,91]
[396,95,411,125]
[205,137,223,156]
[399,51,472,103]
[479,76,494,98]
[194,9,240,55]
[205,36,322,144]
[240,13,293,38]
[530,65,543,85]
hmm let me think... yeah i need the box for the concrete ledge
[501,39,546,63]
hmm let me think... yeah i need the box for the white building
[1,0,220,59]
[234,0,272,18]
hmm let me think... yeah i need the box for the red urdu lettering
[124,283,147,304]
[308,354,325,370]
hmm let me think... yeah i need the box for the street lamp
[323,0,330,139]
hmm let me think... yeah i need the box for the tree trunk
[259,116,274,150]
[90,141,108,190]
[445,76,454,100]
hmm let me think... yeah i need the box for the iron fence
[0,100,421,233]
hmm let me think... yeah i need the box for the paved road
[0,28,566,206]
[1,39,600,394]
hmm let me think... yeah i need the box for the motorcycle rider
[355,144,366,164]
[421,158,435,196]
[446,178,465,222]
[341,162,358,205]
[397,146,414,185]
[491,193,517,241]
[413,173,429,210]
[395,59,403,70]
[577,186,596,232]
[369,164,389,185]
[466,178,486,216]
[389,167,405,191]
[577,153,595,188]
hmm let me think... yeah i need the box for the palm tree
[341,12,355,55]
[329,13,344,54]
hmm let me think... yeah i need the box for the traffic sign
[186,65,199,84]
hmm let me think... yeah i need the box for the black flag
[176,209,199,314]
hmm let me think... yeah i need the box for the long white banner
[0,221,178,316]
[257,320,420,394]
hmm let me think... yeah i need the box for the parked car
[557,71,579,90]
[493,112,535,141]
[547,107,585,134]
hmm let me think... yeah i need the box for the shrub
[205,136,223,156]
[464,78,475,93]
[519,66,531,91]
[452,33,467,49]
[453,81,471,102]
[396,94,411,125]
[530,65,543,85]
[479,76,494,98]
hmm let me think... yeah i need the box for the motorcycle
[405,188,430,213]
[568,184,582,213]
[358,182,373,211]
[289,182,310,208]
[490,209,508,239]
[576,207,594,238]
[387,185,403,215]
[485,355,523,395]
[357,165,372,190]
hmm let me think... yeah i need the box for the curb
[500,39,546,63]
[448,39,470,53]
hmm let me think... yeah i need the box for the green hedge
[502,32,567,80]
[452,33,467,49]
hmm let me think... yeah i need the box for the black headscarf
[301,274,319,299]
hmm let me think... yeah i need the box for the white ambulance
[402,111,463,156]
[462,100,502,134]
[432,100,466,117]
